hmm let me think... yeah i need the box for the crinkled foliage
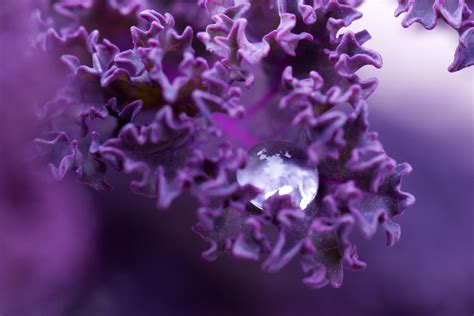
[34,0,414,288]
[395,0,474,71]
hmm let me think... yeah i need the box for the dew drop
[237,140,319,210]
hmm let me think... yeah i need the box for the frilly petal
[395,0,474,71]
[449,26,474,71]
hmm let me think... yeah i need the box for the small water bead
[237,140,319,210]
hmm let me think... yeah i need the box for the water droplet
[237,140,319,210]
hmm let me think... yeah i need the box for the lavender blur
[24,0,472,291]
[0,2,97,313]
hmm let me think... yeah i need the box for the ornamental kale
[30,0,468,290]
[395,0,474,71]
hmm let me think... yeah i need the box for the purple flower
[33,0,414,289]
[395,0,474,71]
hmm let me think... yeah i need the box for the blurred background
[0,2,473,316]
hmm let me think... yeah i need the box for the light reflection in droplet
[237,140,319,210]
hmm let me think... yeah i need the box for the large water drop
[237,140,319,210]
